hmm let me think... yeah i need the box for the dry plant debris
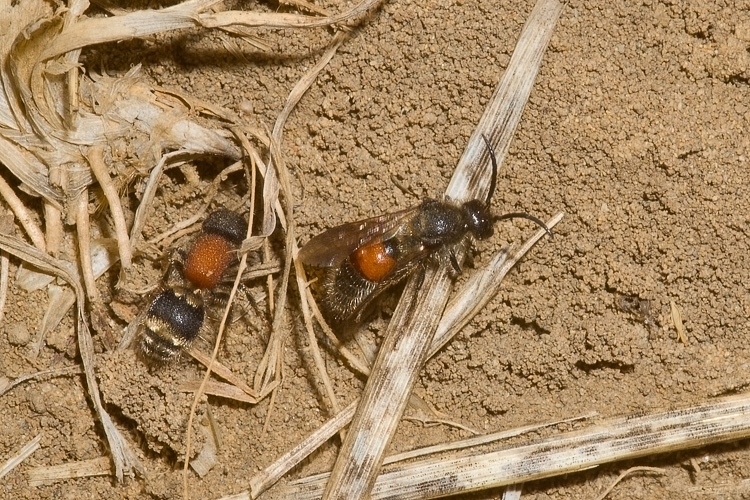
[270,392,750,499]
[0,0,378,489]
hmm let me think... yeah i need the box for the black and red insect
[138,209,247,363]
[298,136,552,323]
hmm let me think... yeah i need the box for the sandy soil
[2,0,750,499]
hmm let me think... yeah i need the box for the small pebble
[7,321,30,346]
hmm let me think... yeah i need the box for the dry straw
[267,392,750,499]
[0,0,378,485]
[316,1,564,499]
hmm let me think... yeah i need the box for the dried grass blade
[0,134,62,208]
[39,0,219,61]
[431,211,564,357]
[179,381,258,404]
[322,267,451,500]
[0,171,48,250]
[254,31,346,392]
[446,0,563,199]
[0,433,42,480]
[273,393,750,499]
[0,366,82,397]
[320,1,562,498]
[249,401,358,498]
[201,0,383,29]
[87,145,132,269]
[27,456,111,486]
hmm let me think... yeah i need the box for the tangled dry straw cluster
[0,0,369,486]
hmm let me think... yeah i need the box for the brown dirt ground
[2,0,750,499]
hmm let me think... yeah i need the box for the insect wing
[298,206,418,267]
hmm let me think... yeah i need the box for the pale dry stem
[253,133,294,393]
[319,0,563,497]
[293,256,341,414]
[146,161,245,249]
[306,288,371,376]
[74,190,98,302]
[0,366,82,398]
[202,0,384,30]
[128,152,186,256]
[87,144,132,269]
[254,31,347,397]
[0,174,46,252]
[183,230,253,500]
[270,392,750,499]
[0,433,43,481]
[0,233,142,480]
[593,467,667,500]
[183,139,264,498]
[27,456,112,486]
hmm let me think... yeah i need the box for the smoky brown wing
[298,206,418,268]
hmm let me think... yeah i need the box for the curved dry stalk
[0,174,46,251]
[183,247,252,500]
[38,0,377,65]
[253,133,295,393]
[87,145,132,269]
[183,142,262,499]
[146,161,245,248]
[201,0,384,30]
[253,31,347,395]
[593,467,667,500]
[306,286,371,376]
[128,152,186,255]
[0,135,64,209]
[0,366,82,398]
[293,256,340,414]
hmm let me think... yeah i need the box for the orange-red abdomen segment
[350,241,396,282]
[184,234,234,289]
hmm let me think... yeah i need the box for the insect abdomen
[350,240,397,282]
[184,234,235,289]
[322,259,379,321]
[140,288,205,363]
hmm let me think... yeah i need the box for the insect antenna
[495,212,554,238]
[481,134,499,206]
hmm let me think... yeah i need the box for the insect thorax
[413,199,471,247]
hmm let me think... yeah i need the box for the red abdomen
[350,241,396,282]
[184,234,234,289]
